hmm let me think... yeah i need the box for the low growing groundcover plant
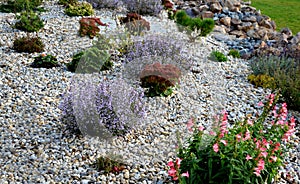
[168,93,296,184]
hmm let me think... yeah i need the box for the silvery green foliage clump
[86,0,123,9]
[59,75,146,139]
[122,0,163,16]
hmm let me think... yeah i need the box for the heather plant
[65,2,94,17]
[14,11,44,32]
[122,0,163,16]
[79,17,108,38]
[249,56,300,110]
[209,51,228,62]
[228,49,241,58]
[86,0,123,9]
[0,0,43,13]
[169,93,296,183]
[59,77,146,138]
[139,62,181,97]
[13,35,44,53]
[31,53,59,68]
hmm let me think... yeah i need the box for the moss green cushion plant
[65,2,94,17]
[14,11,44,32]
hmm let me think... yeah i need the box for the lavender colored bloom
[122,0,163,16]
[59,74,146,139]
[86,0,123,9]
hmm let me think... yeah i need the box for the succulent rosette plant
[168,93,297,184]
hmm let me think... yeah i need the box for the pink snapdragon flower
[181,171,189,178]
[246,155,252,161]
[187,118,194,132]
[213,143,219,153]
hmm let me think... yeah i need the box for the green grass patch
[250,0,300,34]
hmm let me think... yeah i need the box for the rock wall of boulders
[173,0,300,60]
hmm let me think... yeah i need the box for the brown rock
[199,5,210,12]
[191,7,201,16]
[225,0,241,12]
[220,16,231,27]
[237,22,253,32]
[213,25,227,34]
[280,28,293,37]
[260,20,274,29]
[279,33,289,44]
[247,29,260,39]
[291,32,300,44]
[242,16,256,22]
[231,18,241,25]
[229,30,246,37]
[201,11,214,19]
[210,2,222,13]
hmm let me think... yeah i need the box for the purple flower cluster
[86,0,123,9]
[122,0,163,16]
[59,75,146,138]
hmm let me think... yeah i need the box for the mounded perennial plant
[59,76,146,138]
[122,0,163,16]
[168,93,296,184]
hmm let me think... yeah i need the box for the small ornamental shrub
[162,0,174,10]
[249,56,300,110]
[209,51,228,62]
[14,11,44,32]
[170,93,296,183]
[31,53,59,68]
[228,49,241,58]
[92,154,126,173]
[140,62,181,97]
[65,2,94,17]
[13,35,44,53]
[175,10,214,38]
[67,47,112,73]
[122,0,163,16]
[247,74,277,89]
[79,17,108,38]
[0,0,43,13]
[86,0,123,9]
[119,13,150,35]
[58,0,78,7]
[59,77,146,137]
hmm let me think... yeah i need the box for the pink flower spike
[258,101,264,107]
[172,176,178,181]
[186,118,194,132]
[213,143,219,153]
[167,161,174,167]
[176,158,182,167]
[168,168,176,177]
[198,126,204,131]
[261,152,268,158]
[246,155,252,161]
[220,140,227,146]
[270,156,277,162]
[253,170,261,176]
[181,171,189,178]
[209,131,216,136]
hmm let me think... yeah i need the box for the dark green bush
[0,0,43,13]
[14,11,44,32]
[175,10,214,38]
[31,54,59,68]
[66,51,84,72]
[209,51,228,62]
[65,2,94,16]
[13,36,44,53]
[228,49,241,58]
[249,56,300,110]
